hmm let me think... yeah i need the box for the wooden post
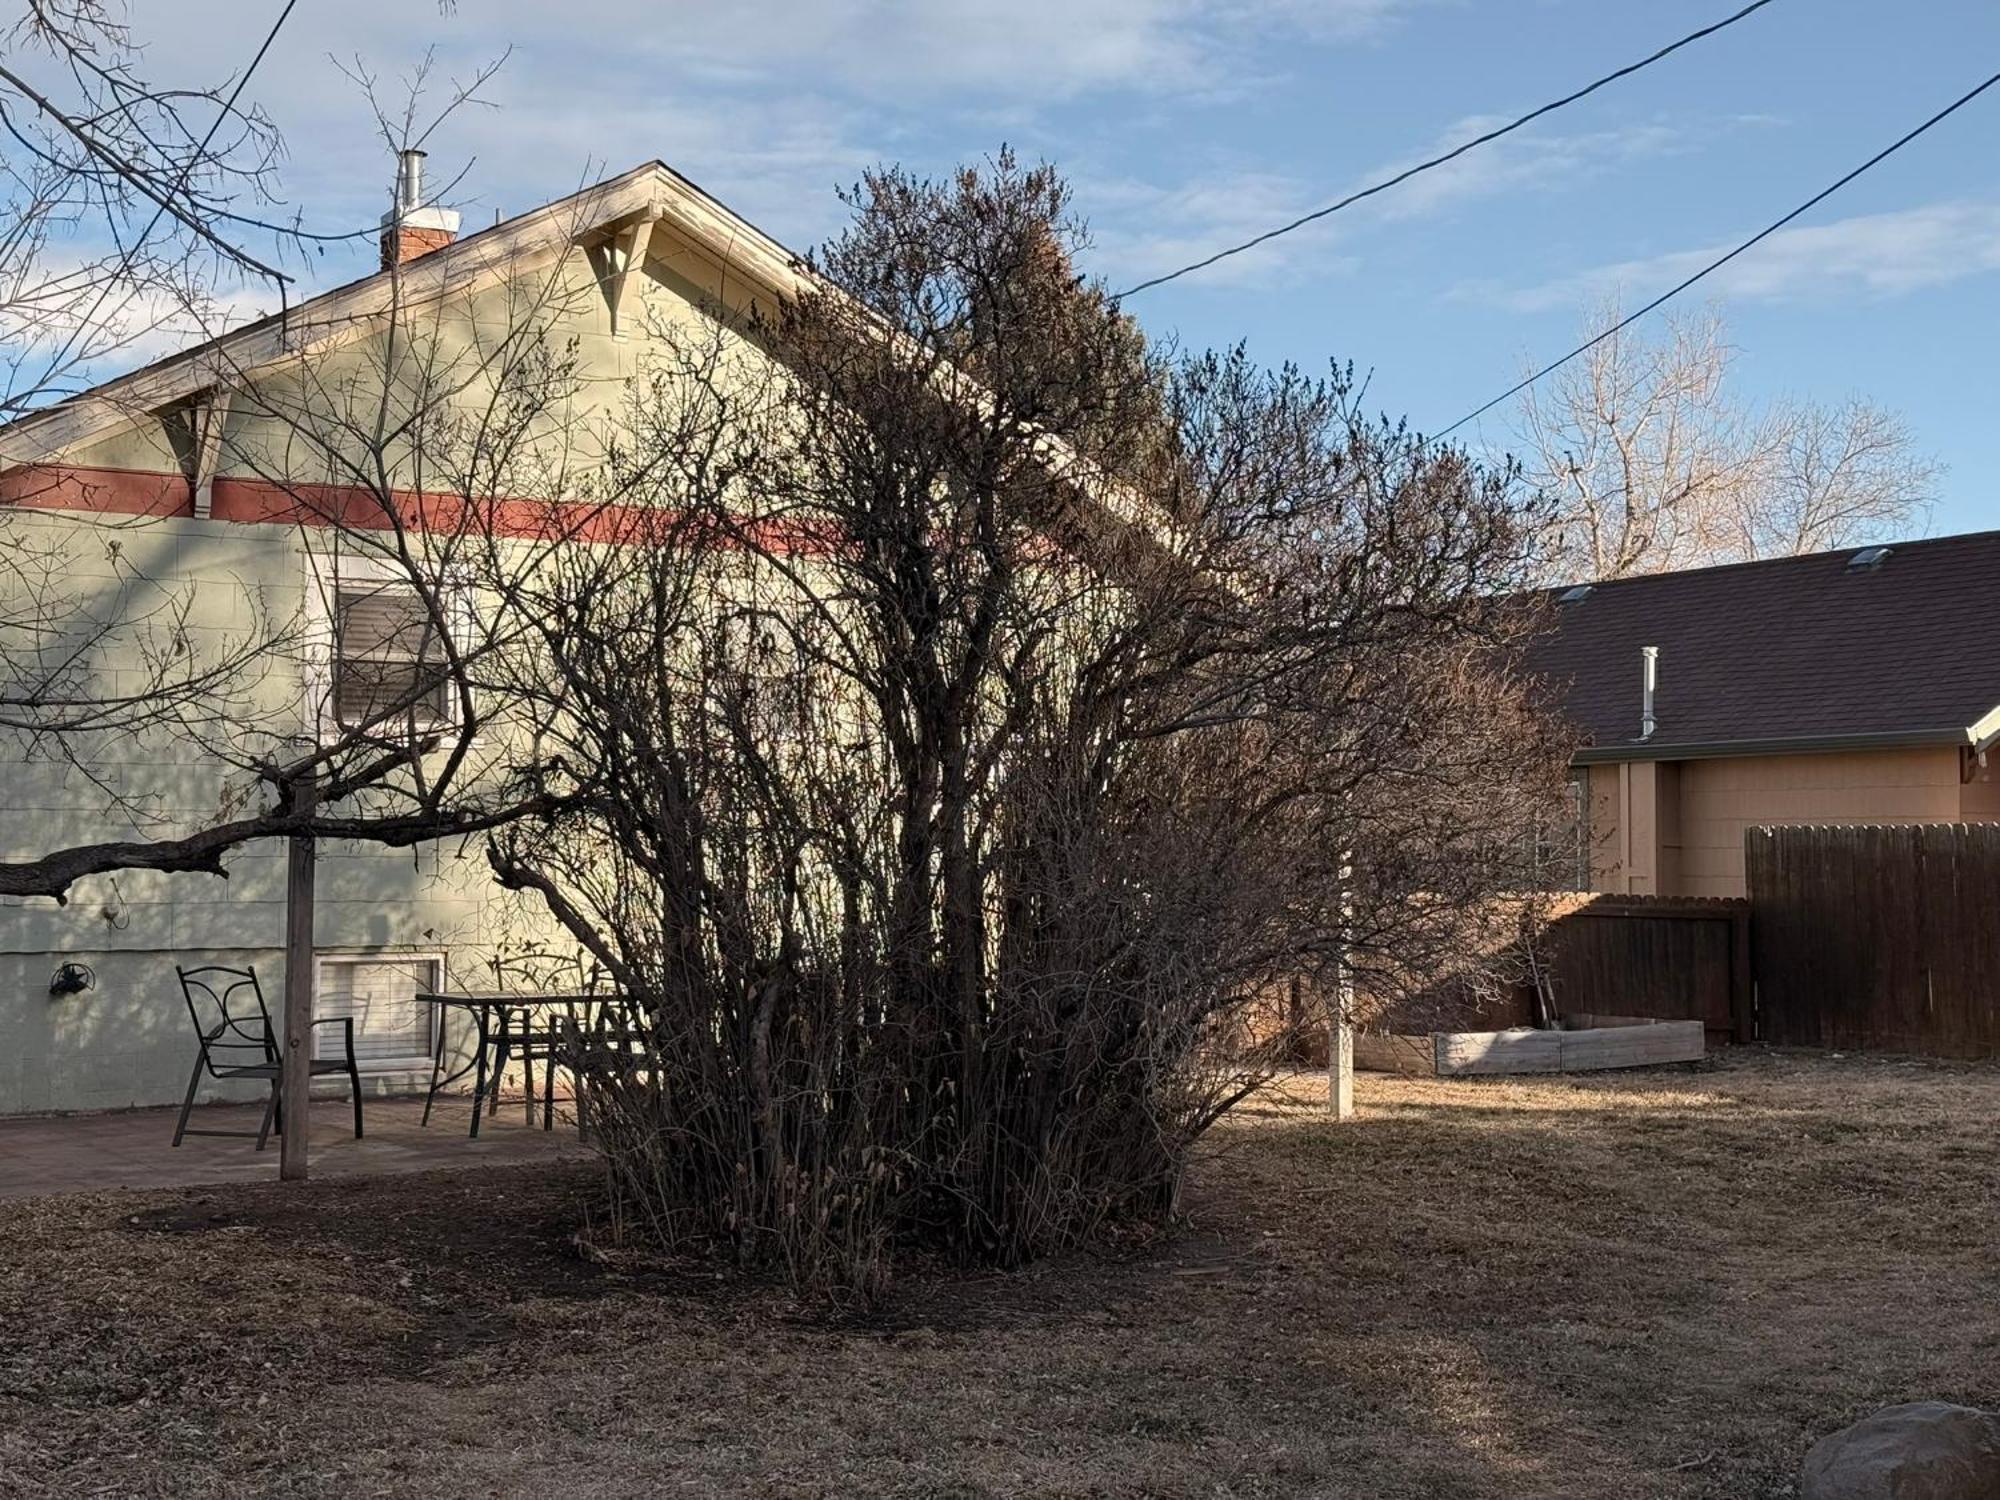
[1329,1011,1354,1120]
[280,771,317,1182]
[1328,845,1355,1121]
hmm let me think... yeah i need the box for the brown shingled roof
[1523,530,2000,763]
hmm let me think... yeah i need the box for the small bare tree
[1517,300,1937,581]
[0,32,573,903]
[0,2,294,416]
[483,155,1572,1298]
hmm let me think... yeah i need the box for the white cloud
[1080,111,1734,293]
[1208,0,1431,45]
[1491,199,2000,312]
[79,0,1430,296]
[1347,110,1775,224]
[3,0,1435,369]
[1084,169,1362,290]
[447,0,1426,98]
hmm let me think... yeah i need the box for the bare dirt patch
[3,1048,1996,1498]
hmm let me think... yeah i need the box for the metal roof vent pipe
[1640,645,1659,741]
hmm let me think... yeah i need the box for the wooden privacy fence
[1747,823,2000,1058]
[1360,894,1752,1040]
[1540,896,1752,1042]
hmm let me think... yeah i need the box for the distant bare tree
[1516,301,1937,581]
[1744,396,1934,561]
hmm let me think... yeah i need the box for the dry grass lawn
[3,1048,1997,1498]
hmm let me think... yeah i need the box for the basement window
[333,579,451,731]
[315,953,442,1072]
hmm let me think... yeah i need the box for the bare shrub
[487,154,1569,1297]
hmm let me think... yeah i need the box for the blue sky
[136,0,2000,533]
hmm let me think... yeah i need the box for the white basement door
[315,955,441,1071]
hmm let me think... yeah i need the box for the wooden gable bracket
[583,214,658,338]
[159,390,230,518]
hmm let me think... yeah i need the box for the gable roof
[0,160,799,466]
[0,160,1165,555]
[1525,530,2000,764]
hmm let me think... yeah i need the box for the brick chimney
[379,149,461,270]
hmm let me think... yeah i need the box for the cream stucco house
[1528,533,2000,898]
[0,156,1029,1116]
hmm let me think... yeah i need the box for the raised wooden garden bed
[1353,1016,1704,1078]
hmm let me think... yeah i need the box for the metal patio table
[415,991,608,1138]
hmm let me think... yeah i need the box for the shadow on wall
[0,946,288,1115]
[0,946,518,1116]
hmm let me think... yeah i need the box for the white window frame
[304,549,475,745]
[314,949,447,1074]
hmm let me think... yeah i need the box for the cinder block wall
[0,513,550,1115]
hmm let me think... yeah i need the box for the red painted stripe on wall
[0,463,191,516]
[2,464,844,555]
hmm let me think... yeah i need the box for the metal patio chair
[495,1002,568,1132]
[496,990,623,1133]
[172,964,365,1151]
[563,994,654,1141]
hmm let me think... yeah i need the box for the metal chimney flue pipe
[394,149,427,214]
[1640,645,1659,741]
[379,148,458,269]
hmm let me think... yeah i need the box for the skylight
[1847,546,1894,571]
[1557,584,1594,604]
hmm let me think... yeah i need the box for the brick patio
[0,1093,590,1199]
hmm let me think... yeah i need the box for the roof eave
[0,160,805,466]
[1570,722,1995,766]
[0,157,1179,575]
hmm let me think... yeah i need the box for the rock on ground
[1802,1401,2000,1500]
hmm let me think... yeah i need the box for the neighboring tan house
[0,156,1136,1117]
[1527,532,2000,899]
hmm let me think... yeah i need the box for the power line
[39,0,301,384]
[1111,0,1783,301]
[1435,68,2000,442]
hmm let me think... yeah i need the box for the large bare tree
[0,1,289,831]
[0,1,294,417]
[0,243,642,898]
[1516,301,1937,581]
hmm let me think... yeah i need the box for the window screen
[334,581,449,729]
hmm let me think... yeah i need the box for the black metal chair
[172,964,365,1151]
[500,1003,566,1132]
[548,995,628,1143]
[500,992,624,1136]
